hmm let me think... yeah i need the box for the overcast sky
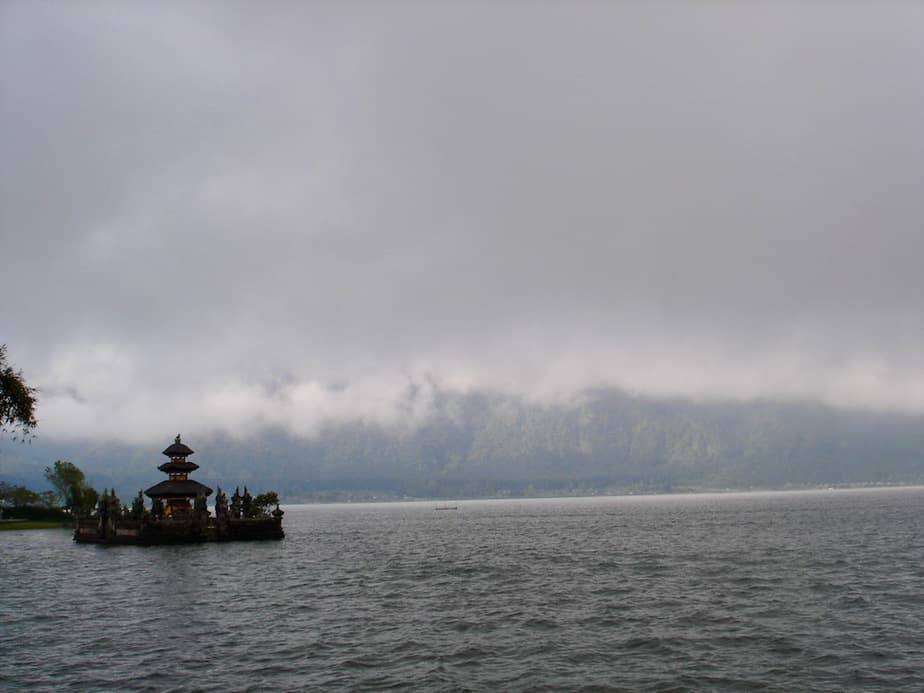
[1,1,922,443]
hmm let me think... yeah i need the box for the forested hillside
[2,389,922,501]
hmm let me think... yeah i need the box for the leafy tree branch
[0,345,38,440]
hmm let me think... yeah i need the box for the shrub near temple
[252,492,280,516]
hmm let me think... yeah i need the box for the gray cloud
[1,1,922,442]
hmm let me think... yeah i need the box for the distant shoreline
[5,484,920,523]
[281,482,924,506]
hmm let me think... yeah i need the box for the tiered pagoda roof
[144,434,212,503]
[145,478,212,497]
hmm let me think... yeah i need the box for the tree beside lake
[44,461,98,515]
[0,345,37,441]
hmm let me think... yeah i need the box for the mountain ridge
[2,387,922,501]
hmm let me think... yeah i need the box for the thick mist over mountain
[3,388,922,501]
[3,3,923,449]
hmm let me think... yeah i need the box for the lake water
[2,488,924,691]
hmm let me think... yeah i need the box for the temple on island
[74,434,283,545]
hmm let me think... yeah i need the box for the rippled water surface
[3,488,924,691]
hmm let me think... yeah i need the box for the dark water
[3,488,924,691]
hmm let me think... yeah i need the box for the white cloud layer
[1,1,922,442]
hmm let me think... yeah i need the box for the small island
[74,435,284,544]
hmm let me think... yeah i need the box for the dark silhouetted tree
[80,486,99,517]
[131,490,146,519]
[44,460,97,514]
[0,481,39,507]
[0,345,37,440]
[252,491,280,516]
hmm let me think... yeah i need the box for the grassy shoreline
[0,520,71,531]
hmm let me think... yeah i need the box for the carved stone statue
[230,487,242,520]
[214,487,229,520]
